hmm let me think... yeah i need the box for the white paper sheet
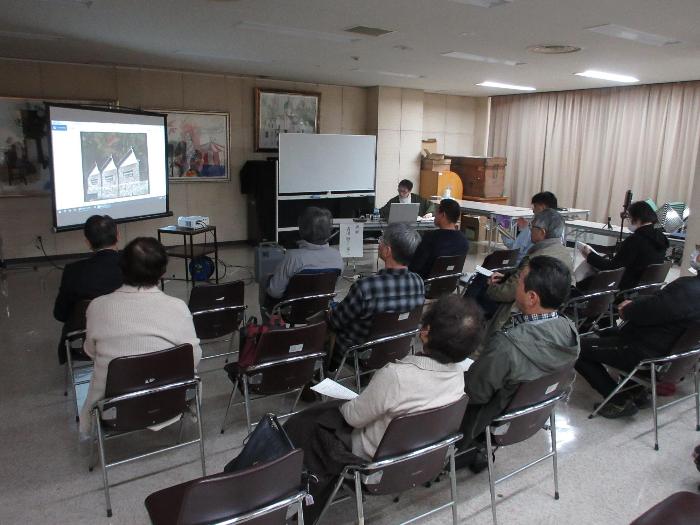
[339,222,364,258]
[475,265,493,277]
[574,260,597,282]
[311,378,359,400]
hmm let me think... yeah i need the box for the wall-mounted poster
[161,110,230,182]
[255,88,320,152]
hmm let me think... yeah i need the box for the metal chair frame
[424,272,465,297]
[316,435,462,525]
[588,347,700,450]
[191,304,248,362]
[90,377,205,517]
[213,490,307,525]
[485,391,568,525]
[220,351,327,433]
[334,329,420,392]
[64,328,91,421]
[564,289,620,335]
[270,292,337,324]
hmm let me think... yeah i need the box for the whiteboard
[278,134,376,194]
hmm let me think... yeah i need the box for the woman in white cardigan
[78,237,202,436]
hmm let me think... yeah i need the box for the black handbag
[223,413,295,473]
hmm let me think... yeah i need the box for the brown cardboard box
[460,214,488,241]
[446,156,507,198]
[421,158,451,171]
[422,138,438,155]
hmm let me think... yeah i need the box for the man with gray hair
[328,222,425,350]
[484,208,573,336]
[262,207,343,313]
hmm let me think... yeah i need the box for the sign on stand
[339,222,364,258]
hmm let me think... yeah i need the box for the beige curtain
[489,82,700,221]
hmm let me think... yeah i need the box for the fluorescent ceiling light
[449,0,513,7]
[442,51,523,66]
[477,81,535,91]
[353,69,423,78]
[0,29,64,41]
[575,69,639,83]
[587,24,680,47]
[237,21,359,43]
[38,0,93,6]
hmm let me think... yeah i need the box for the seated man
[261,207,343,314]
[502,191,559,265]
[409,198,469,279]
[328,222,425,352]
[484,208,573,336]
[53,214,123,364]
[379,179,435,219]
[460,256,579,458]
[575,247,700,418]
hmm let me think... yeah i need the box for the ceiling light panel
[477,81,535,91]
[586,24,681,46]
[449,0,513,7]
[353,69,423,78]
[442,51,523,66]
[345,26,394,37]
[575,70,639,83]
[237,21,359,43]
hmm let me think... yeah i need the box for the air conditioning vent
[345,26,394,37]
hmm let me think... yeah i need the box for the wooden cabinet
[446,156,506,198]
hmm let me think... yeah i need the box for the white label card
[447,265,455,271]
[339,222,364,259]
[398,312,409,321]
[289,343,303,353]
[545,382,559,395]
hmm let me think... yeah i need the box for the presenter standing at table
[379,179,436,220]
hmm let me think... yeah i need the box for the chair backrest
[188,281,245,340]
[658,321,700,384]
[65,299,92,337]
[629,491,700,525]
[490,366,574,447]
[576,267,626,318]
[248,322,327,395]
[364,396,468,495]
[425,254,467,299]
[278,270,339,325]
[357,305,423,369]
[482,249,519,271]
[176,449,304,525]
[637,261,672,286]
[102,344,195,431]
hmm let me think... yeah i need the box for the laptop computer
[388,202,420,223]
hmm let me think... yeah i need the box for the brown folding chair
[63,299,92,422]
[89,344,204,518]
[220,322,327,433]
[334,305,423,392]
[188,281,247,362]
[424,254,467,299]
[589,322,700,450]
[145,449,306,525]
[271,271,339,326]
[484,367,575,525]
[566,268,625,334]
[618,261,672,299]
[459,249,519,290]
[630,491,700,525]
[316,396,468,525]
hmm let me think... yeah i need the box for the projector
[177,215,210,229]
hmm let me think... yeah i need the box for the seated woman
[284,294,484,523]
[577,200,669,291]
[260,206,343,315]
[78,237,202,437]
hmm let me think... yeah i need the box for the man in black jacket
[575,248,700,418]
[379,179,436,219]
[53,215,123,363]
[408,198,469,279]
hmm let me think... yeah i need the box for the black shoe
[594,398,639,419]
[454,447,489,473]
[631,388,651,409]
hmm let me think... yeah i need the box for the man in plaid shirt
[329,222,425,351]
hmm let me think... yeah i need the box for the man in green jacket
[459,256,580,467]
[379,179,436,219]
[484,208,573,337]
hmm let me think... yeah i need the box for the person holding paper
[501,191,559,265]
[284,294,484,523]
[577,201,668,291]
[379,179,436,220]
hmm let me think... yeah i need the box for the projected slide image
[80,132,150,202]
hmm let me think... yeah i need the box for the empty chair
[145,449,306,525]
[589,321,700,450]
[334,305,423,392]
[63,299,92,421]
[316,396,468,525]
[188,280,247,361]
[220,321,327,433]
[566,268,625,333]
[483,367,574,525]
[459,249,519,290]
[89,344,205,517]
[629,491,700,525]
[424,254,467,299]
[270,270,339,325]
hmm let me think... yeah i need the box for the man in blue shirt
[502,191,558,263]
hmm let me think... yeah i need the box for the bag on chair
[223,413,295,473]
[236,315,285,369]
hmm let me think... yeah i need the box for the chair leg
[589,365,641,418]
[550,411,560,499]
[242,377,252,433]
[694,363,700,432]
[315,474,347,524]
[485,426,498,525]
[63,361,69,397]
[291,387,304,414]
[651,365,659,451]
[449,445,459,525]
[354,470,365,525]
[195,385,206,476]
[95,416,112,518]
[220,379,238,434]
[333,353,348,381]
[354,352,362,393]
[297,498,305,525]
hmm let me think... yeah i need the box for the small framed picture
[255,88,320,152]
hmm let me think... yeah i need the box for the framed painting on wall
[255,88,320,152]
[159,110,230,182]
